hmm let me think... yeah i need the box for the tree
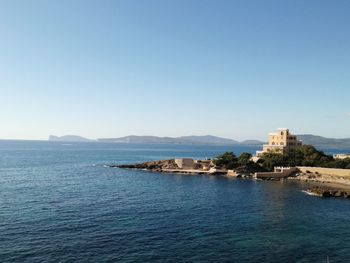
[237,152,252,166]
[258,145,349,171]
[258,152,287,171]
[213,152,238,169]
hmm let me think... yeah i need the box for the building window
[280,142,284,145]
[272,142,275,145]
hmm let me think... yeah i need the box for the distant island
[49,134,350,149]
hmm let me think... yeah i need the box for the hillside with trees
[213,145,350,173]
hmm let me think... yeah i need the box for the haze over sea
[1,140,350,262]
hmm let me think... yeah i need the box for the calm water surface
[0,141,350,262]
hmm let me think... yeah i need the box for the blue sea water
[1,140,350,262]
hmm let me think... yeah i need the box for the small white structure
[175,158,194,169]
[227,170,238,177]
[334,154,350,160]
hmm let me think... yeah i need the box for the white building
[333,154,350,160]
[174,158,194,169]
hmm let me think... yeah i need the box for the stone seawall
[255,167,298,179]
[255,172,288,179]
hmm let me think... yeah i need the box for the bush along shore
[113,145,350,198]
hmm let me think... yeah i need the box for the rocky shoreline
[111,159,227,175]
[286,173,350,198]
[303,186,350,198]
[113,159,350,199]
[113,159,179,171]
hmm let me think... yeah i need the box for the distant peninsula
[97,135,264,146]
[48,134,350,149]
[49,135,264,145]
[49,135,93,142]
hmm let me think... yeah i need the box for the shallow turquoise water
[0,141,350,262]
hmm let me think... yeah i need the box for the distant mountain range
[297,135,350,150]
[98,135,263,145]
[49,134,350,149]
[99,135,235,145]
[49,134,263,145]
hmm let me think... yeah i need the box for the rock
[306,187,350,198]
[333,190,343,197]
[322,191,332,197]
[114,159,180,171]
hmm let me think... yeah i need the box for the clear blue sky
[1,0,349,140]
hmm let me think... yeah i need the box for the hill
[176,135,239,145]
[98,135,178,144]
[98,135,264,145]
[49,135,93,142]
[47,134,350,149]
[297,134,350,150]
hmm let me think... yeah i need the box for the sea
[1,140,350,262]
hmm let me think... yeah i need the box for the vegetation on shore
[213,145,350,172]
[213,152,264,173]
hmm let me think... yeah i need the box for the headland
[113,128,350,199]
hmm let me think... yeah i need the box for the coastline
[287,173,350,189]
[113,159,350,198]
[286,172,350,197]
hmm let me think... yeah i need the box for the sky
[0,0,349,141]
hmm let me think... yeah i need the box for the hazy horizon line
[1,132,350,142]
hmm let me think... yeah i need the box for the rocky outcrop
[305,186,350,198]
[111,159,179,171]
[289,171,350,187]
[112,159,226,175]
